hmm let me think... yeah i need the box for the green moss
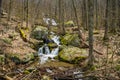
[21,53,34,63]
[24,70,30,74]
[2,38,12,44]
[64,20,74,27]
[48,43,57,48]
[11,56,21,64]
[0,55,5,64]
[19,29,27,41]
[58,46,88,64]
[115,65,120,71]
[73,57,86,64]
[93,30,99,34]
[61,34,80,47]
[42,75,52,80]
[7,53,35,64]
[89,65,96,71]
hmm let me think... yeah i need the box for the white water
[38,33,60,64]
[43,18,57,26]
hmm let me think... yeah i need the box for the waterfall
[38,32,60,64]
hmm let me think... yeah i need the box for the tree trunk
[72,0,85,41]
[103,0,109,40]
[58,0,65,35]
[32,0,41,27]
[95,0,98,29]
[26,0,29,28]
[87,0,94,67]
[0,0,2,18]
[8,0,12,21]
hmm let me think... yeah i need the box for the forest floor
[0,15,120,80]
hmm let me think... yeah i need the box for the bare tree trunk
[72,0,85,41]
[61,0,65,35]
[95,0,98,29]
[32,0,41,27]
[82,0,88,30]
[8,0,12,21]
[54,0,58,19]
[115,0,119,32]
[103,0,109,40]
[88,0,94,67]
[26,0,29,28]
[0,0,2,18]
[58,0,65,35]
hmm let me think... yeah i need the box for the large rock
[58,46,88,63]
[0,37,36,64]
[7,52,35,64]
[31,26,48,40]
[61,34,80,47]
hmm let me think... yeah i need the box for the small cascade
[44,45,50,54]
[38,32,60,64]
[51,35,60,46]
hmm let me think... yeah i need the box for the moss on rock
[64,20,74,27]
[58,46,88,63]
[7,53,35,64]
[31,26,48,40]
[0,55,5,64]
[2,38,12,44]
[61,34,80,47]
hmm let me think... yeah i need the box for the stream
[38,32,60,64]
[37,31,84,80]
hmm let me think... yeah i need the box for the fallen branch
[0,75,13,80]
[82,40,103,55]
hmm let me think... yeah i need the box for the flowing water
[38,33,60,64]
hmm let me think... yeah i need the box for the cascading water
[38,32,60,64]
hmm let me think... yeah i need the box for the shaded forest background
[1,0,120,33]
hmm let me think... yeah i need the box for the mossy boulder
[61,34,80,47]
[31,26,48,40]
[7,53,35,64]
[64,20,74,27]
[58,46,88,63]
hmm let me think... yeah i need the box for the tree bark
[8,0,12,21]
[58,0,65,35]
[72,0,85,41]
[103,0,109,40]
[0,0,2,18]
[87,0,94,67]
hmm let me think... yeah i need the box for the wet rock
[58,46,88,63]
[31,26,48,40]
[48,43,58,48]
[61,34,81,47]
